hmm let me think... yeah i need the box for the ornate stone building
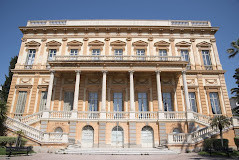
[5,20,238,151]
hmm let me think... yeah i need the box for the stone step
[56,148,178,155]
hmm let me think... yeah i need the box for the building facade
[5,20,237,150]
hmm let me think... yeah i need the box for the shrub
[203,138,229,151]
[234,137,239,150]
[0,136,27,147]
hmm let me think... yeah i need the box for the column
[129,71,135,119]
[43,71,54,118]
[182,71,194,120]
[156,71,163,111]
[73,71,81,111]
[46,71,54,110]
[210,39,222,70]
[101,71,107,119]
[182,71,191,111]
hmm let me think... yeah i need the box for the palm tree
[210,115,231,148]
[227,38,239,58]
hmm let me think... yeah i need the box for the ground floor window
[15,91,27,116]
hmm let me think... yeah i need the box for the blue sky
[0,0,238,97]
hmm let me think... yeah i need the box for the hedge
[0,136,27,147]
[203,138,229,151]
[234,137,239,150]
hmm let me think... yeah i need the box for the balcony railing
[50,55,182,62]
[204,65,213,70]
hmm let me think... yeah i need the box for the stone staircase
[56,147,178,155]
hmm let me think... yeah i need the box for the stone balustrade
[50,55,182,62]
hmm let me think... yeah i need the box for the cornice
[19,26,219,35]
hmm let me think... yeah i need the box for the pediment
[88,40,104,46]
[175,41,191,46]
[132,40,148,46]
[196,41,211,47]
[67,40,83,46]
[110,40,126,46]
[154,40,170,47]
[46,40,61,47]
[25,40,41,47]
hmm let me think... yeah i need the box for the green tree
[227,38,239,58]
[0,102,7,136]
[0,56,18,136]
[210,115,231,148]
[0,56,18,102]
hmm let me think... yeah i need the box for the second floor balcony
[49,55,183,62]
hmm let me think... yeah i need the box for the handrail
[50,55,183,62]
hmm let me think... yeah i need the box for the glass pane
[39,91,47,111]
[15,91,27,114]
[209,92,221,114]
[70,49,78,56]
[162,93,173,111]
[88,92,98,111]
[189,92,197,112]
[138,93,148,111]
[202,50,212,65]
[113,93,123,111]
[63,92,74,111]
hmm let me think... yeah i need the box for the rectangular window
[70,49,78,56]
[209,92,221,114]
[88,92,98,111]
[138,93,148,111]
[181,50,191,69]
[189,92,197,112]
[162,93,173,111]
[136,49,145,60]
[92,49,100,60]
[114,49,123,60]
[159,49,168,60]
[63,92,74,111]
[39,91,47,111]
[202,50,212,70]
[48,49,57,61]
[15,91,27,117]
[113,93,123,112]
[26,49,36,68]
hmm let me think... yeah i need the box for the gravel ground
[0,153,235,160]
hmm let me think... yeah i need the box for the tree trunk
[220,129,223,148]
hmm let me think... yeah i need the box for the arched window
[54,127,63,133]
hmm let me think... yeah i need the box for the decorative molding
[88,77,100,84]
[15,84,32,89]
[64,78,75,84]
[25,40,41,47]
[110,40,126,46]
[186,79,195,85]
[132,40,148,46]
[175,41,191,47]
[46,40,62,47]
[88,40,104,46]
[154,40,170,47]
[136,77,149,85]
[205,79,218,85]
[112,77,125,84]
[196,41,211,47]
[20,78,31,84]
[62,37,68,41]
[67,40,83,46]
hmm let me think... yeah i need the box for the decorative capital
[50,70,55,74]
[148,37,153,41]
[169,38,174,42]
[41,38,47,42]
[102,70,108,73]
[62,37,68,41]
[190,38,195,42]
[83,37,89,41]
[155,70,161,74]
[21,38,27,42]
[126,37,132,41]
[75,70,81,73]
[210,38,216,43]
[104,37,110,41]
[128,70,134,73]
[182,70,187,75]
